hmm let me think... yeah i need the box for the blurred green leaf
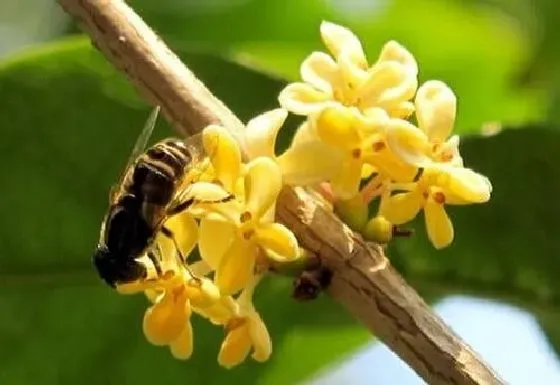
[129,0,545,133]
[0,37,369,384]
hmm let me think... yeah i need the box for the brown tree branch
[57,1,504,384]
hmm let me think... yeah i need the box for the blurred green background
[1,0,560,384]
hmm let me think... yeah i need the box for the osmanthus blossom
[385,80,463,168]
[278,21,418,119]
[380,164,492,249]
[307,104,417,199]
[217,275,272,368]
[197,125,299,296]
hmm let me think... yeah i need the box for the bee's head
[92,246,146,288]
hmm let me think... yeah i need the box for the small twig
[58,1,504,384]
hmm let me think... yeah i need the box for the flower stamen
[240,211,252,223]
[433,191,446,204]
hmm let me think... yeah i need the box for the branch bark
[58,1,504,384]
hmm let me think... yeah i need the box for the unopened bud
[363,216,393,243]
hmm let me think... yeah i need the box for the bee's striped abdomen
[130,139,192,205]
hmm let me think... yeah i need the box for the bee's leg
[166,198,194,217]
[167,193,235,217]
[161,225,200,282]
[146,250,163,277]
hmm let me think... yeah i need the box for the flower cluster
[118,21,492,367]
[277,21,492,249]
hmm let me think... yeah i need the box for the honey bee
[93,107,231,288]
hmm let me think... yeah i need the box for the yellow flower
[201,124,242,193]
[198,157,299,295]
[380,165,492,248]
[385,80,463,167]
[217,276,272,368]
[312,105,417,199]
[243,108,342,185]
[278,21,418,118]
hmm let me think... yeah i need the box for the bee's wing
[109,106,161,203]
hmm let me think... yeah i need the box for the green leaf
[129,0,545,133]
[390,128,560,310]
[0,37,369,384]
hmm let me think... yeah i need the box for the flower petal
[431,165,492,203]
[278,140,343,185]
[385,118,431,167]
[194,297,238,326]
[330,158,363,200]
[244,157,282,219]
[415,80,456,142]
[215,237,257,296]
[255,223,298,262]
[291,121,319,147]
[380,191,422,225]
[245,109,287,160]
[248,312,272,362]
[187,182,242,220]
[357,61,406,108]
[337,50,369,88]
[424,198,454,249]
[203,125,241,191]
[198,216,236,270]
[300,51,338,93]
[187,181,233,208]
[315,105,361,150]
[278,82,335,115]
[184,276,221,308]
[169,321,194,360]
[218,322,252,369]
[385,101,415,119]
[320,21,367,69]
[364,146,419,183]
[161,210,198,263]
[376,40,418,76]
[143,290,190,346]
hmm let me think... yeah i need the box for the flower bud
[363,216,393,243]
